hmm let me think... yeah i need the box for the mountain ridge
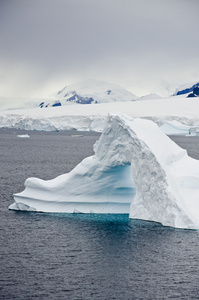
[39,79,138,108]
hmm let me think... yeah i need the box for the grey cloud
[0,0,199,97]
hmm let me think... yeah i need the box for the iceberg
[160,120,199,136]
[9,114,199,229]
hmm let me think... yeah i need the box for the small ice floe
[17,134,30,138]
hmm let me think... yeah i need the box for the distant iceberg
[9,114,199,229]
[160,120,199,136]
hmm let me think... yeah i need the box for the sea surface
[0,129,199,300]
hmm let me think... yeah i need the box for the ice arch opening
[9,113,199,229]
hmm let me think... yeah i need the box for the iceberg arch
[9,114,199,229]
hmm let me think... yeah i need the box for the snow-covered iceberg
[9,114,199,229]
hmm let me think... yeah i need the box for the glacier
[1,96,199,133]
[9,113,199,229]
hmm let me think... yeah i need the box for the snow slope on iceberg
[9,114,199,229]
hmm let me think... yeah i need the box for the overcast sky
[0,0,199,98]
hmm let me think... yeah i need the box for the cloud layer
[0,0,199,98]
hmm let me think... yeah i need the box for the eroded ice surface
[9,114,199,229]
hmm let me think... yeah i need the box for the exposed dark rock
[65,93,94,104]
[52,101,61,107]
[39,102,44,108]
[193,86,199,96]
[186,86,199,98]
[176,82,199,96]
[76,97,94,104]
[187,93,197,98]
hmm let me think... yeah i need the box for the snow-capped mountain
[39,79,138,108]
[174,81,199,97]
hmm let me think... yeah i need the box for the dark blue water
[0,129,199,300]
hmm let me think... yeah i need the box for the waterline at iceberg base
[9,114,199,229]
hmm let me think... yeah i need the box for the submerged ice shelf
[9,114,199,229]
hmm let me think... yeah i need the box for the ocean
[0,129,199,300]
